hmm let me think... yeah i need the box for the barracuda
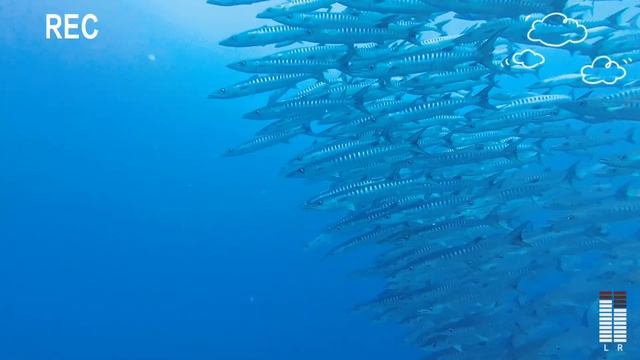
[424,0,566,19]
[219,25,308,47]
[383,87,491,123]
[258,0,334,19]
[325,223,410,256]
[447,129,517,147]
[305,26,422,45]
[274,10,393,29]
[464,108,568,131]
[223,125,310,156]
[353,41,495,77]
[338,0,439,14]
[497,94,573,111]
[266,44,350,60]
[209,73,315,99]
[207,0,640,356]
[228,57,342,74]
[244,97,357,120]
[404,65,492,87]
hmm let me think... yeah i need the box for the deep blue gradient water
[3,1,640,360]
[1,1,420,359]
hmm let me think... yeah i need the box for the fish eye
[368,64,375,70]
[239,60,247,66]
[305,29,312,35]
[567,215,575,221]
[298,168,305,174]
[447,328,453,334]
[218,88,226,94]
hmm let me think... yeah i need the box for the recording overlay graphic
[600,291,627,351]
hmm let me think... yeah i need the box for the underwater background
[1,1,638,359]
[1,1,418,359]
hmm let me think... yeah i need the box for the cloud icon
[581,56,627,85]
[512,49,546,69]
[527,12,588,47]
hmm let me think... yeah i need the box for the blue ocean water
[2,1,639,360]
[1,1,418,359]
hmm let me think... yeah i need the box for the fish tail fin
[476,86,494,109]
[484,206,506,229]
[628,12,640,28]
[616,181,633,200]
[488,74,500,88]
[563,161,580,189]
[442,130,454,147]
[586,224,609,239]
[478,34,499,71]
[376,15,397,28]
[338,45,356,71]
[626,127,640,144]
[507,221,531,247]
[408,128,427,153]
[352,85,371,114]
[434,19,451,34]
[407,26,424,45]
[607,8,627,27]
[504,139,525,163]
[553,0,570,12]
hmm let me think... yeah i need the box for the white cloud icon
[512,49,546,69]
[527,12,588,48]
[581,56,627,85]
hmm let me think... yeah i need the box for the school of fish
[207,0,640,358]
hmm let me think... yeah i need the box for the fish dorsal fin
[575,90,593,102]
[616,182,633,200]
[507,221,531,247]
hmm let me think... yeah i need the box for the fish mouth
[599,158,616,166]
[208,91,229,99]
[282,166,304,178]
[303,201,320,209]
[219,38,235,46]
[243,113,263,120]
[256,9,275,19]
